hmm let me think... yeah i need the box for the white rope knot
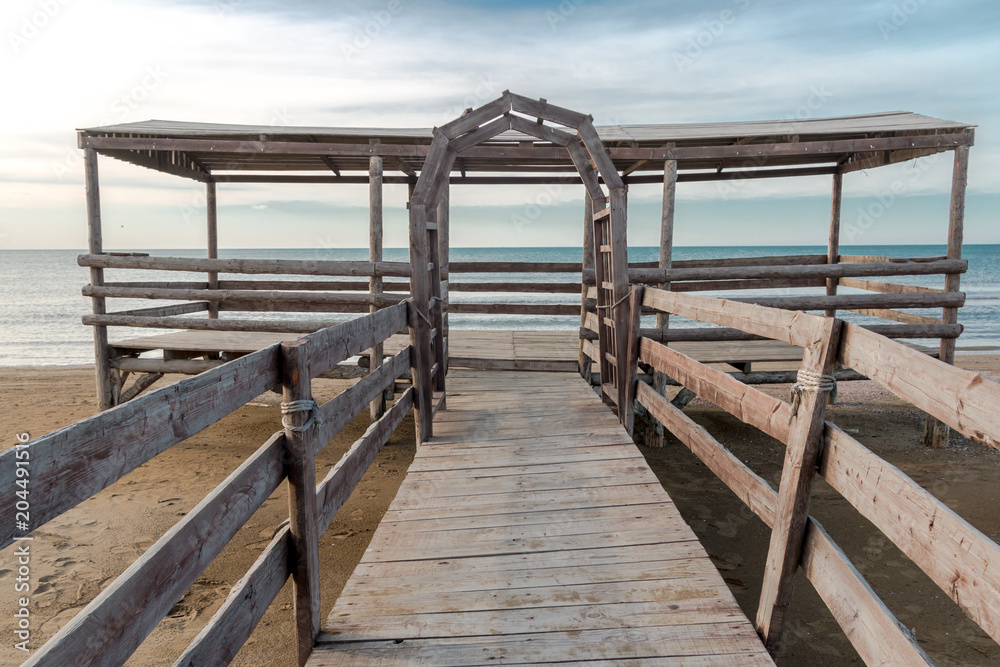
[281,399,322,433]
[789,369,837,422]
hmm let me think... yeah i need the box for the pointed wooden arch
[408,92,631,441]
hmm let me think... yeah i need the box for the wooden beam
[369,151,385,420]
[81,129,973,163]
[652,158,677,447]
[280,341,322,666]
[79,253,413,277]
[175,525,291,666]
[206,181,219,319]
[590,258,967,284]
[23,432,286,666]
[578,196,594,379]
[825,172,842,317]
[84,148,116,411]
[756,318,842,652]
[925,140,971,447]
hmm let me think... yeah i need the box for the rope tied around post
[281,398,322,432]
[597,291,632,312]
[788,369,837,422]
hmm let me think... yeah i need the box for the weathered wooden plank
[174,526,291,667]
[0,345,281,550]
[821,423,1000,643]
[25,432,286,666]
[78,253,413,277]
[637,382,777,525]
[314,349,410,452]
[316,388,413,534]
[801,518,934,666]
[756,318,841,650]
[301,302,408,378]
[839,276,946,295]
[281,342,323,665]
[839,323,1000,450]
[643,288,829,349]
[83,284,407,308]
[309,624,772,665]
[587,258,967,284]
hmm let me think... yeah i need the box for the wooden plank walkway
[307,370,773,666]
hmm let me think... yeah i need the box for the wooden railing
[625,287,1000,664]
[3,303,419,666]
[581,254,966,352]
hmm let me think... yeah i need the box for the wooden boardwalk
[307,369,773,666]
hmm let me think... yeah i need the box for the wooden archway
[407,92,630,440]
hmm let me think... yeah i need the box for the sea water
[1,245,997,366]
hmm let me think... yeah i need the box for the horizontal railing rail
[14,302,417,667]
[628,286,1000,665]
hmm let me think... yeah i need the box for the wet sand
[1,355,999,665]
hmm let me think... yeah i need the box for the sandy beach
[2,356,999,666]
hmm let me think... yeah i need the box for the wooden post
[437,182,450,375]
[368,150,386,420]
[609,187,632,414]
[579,196,594,379]
[756,318,843,653]
[85,148,117,410]
[624,284,645,435]
[408,202,434,443]
[427,205,446,397]
[206,181,219,319]
[924,142,970,447]
[280,340,321,666]
[652,159,677,445]
[824,172,843,318]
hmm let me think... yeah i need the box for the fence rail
[628,286,1000,664]
[10,302,418,667]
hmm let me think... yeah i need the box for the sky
[0,0,997,250]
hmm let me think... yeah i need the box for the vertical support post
[85,148,116,410]
[609,187,632,415]
[427,206,446,397]
[756,318,843,653]
[408,203,434,443]
[280,341,321,666]
[579,196,595,379]
[369,150,386,420]
[824,171,843,318]
[651,159,677,446]
[206,180,219,320]
[624,285,645,435]
[924,141,970,447]
[437,182,450,377]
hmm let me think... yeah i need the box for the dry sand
[1,355,999,666]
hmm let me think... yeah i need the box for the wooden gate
[407,92,632,439]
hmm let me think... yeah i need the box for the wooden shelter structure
[10,94,1000,667]
[77,92,973,445]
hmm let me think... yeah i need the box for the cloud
[0,0,997,247]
